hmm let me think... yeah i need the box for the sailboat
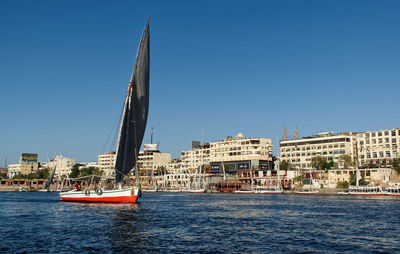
[60,18,150,203]
[40,165,57,192]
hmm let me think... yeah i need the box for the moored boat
[293,190,319,194]
[253,186,283,194]
[385,187,400,196]
[183,189,205,193]
[348,186,384,195]
[234,190,254,194]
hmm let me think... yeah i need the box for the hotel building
[137,144,171,176]
[181,143,210,172]
[356,128,400,167]
[209,133,274,174]
[280,131,357,170]
[98,152,116,177]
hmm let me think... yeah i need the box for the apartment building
[357,128,400,167]
[137,145,171,176]
[209,133,274,174]
[98,152,116,177]
[181,144,210,172]
[7,153,39,178]
[47,155,75,177]
[280,132,357,170]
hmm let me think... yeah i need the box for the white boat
[59,17,151,204]
[253,186,283,194]
[348,186,384,195]
[234,190,254,194]
[385,187,400,196]
[337,191,349,195]
[293,190,319,194]
[60,187,140,203]
[181,189,205,193]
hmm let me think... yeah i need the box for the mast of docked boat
[277,158,281,190]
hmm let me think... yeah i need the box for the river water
[0,192,399,253]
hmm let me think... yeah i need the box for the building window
[379,152,384,158]
[378,132,382,137]
[385,131,389,136]
[372,133,376,137]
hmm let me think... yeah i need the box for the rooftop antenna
[201,121,205,145]
[151,127,154,144]
[283,126,287,141]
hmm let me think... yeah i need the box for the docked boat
[234,190,254,194]
[348,186,385,195]
[181,189,206,193]
[385,187,400,196]
[293,190,319,194]
[253,186,283,194]
[60,18,150,203]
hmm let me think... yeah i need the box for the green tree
[311,156,327,170]
[392,158,400,174]
[36,168,50,179]
[323,160,335,170]
[336,181,349,189]
[0,172,8,179]
[339,154,353,169]
[69,164,80,178]
[280,160,290,171]
[80,167,102,177]
[350,171,368,186]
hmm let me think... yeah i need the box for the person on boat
[74,183,81,191]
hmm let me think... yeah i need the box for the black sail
[115,19,150,184]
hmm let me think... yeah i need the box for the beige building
[137,145,171,176]
[181,144,210,172]
[98,152,116,177]
[209,133,274,174]
[7,153,39,178]
[356,128,400,167]
[327,168,392,188]
[280,132,357,170]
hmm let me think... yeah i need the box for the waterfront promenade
[1,191,400,253]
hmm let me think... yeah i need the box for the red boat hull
[60,195,138,203]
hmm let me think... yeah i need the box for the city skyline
[1,0,400,164]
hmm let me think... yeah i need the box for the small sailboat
[60,18,150,203]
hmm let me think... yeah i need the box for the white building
[98,152,116,178]
[209,133,274,174]
[7,164,21,178]
[357,128,400,167]
[280,132,357,170]
[47,155,75,177]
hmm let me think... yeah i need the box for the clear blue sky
[1,0,399,164]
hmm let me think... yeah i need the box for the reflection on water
[1,192,400,253]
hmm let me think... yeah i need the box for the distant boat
[293,190,319,194]
[385,187,400,196]
[348,186,384,196]
[60,17,150,203]
[253,186,283,194]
